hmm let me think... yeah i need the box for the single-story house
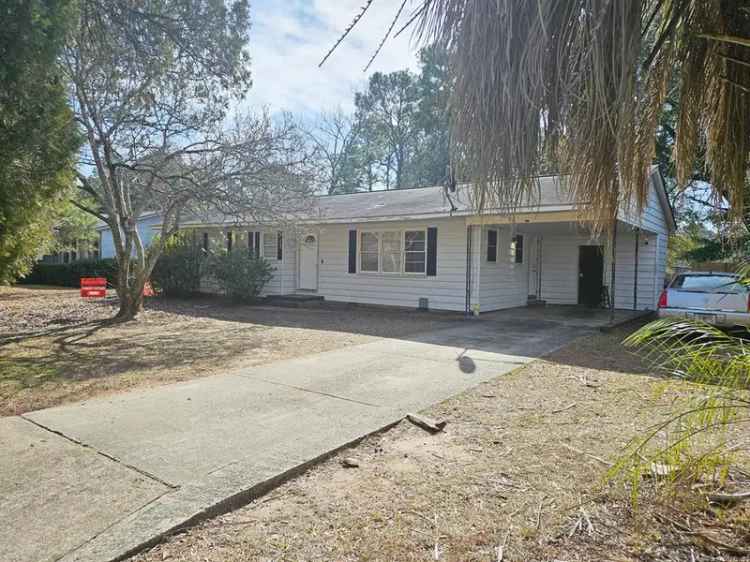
[97,168,675,314]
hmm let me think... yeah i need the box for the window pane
[381,231,401,252]
[361,232,378,252]
[405,252,426,273]
[405,230,425,251]
[263,233,277,259]
[382,252,401,272]
[361,252,378,271]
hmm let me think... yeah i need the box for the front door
[299,234,318,290]
[578,245,604,307]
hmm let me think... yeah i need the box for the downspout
[465,225,472,316]
[609,220,618,323]
[633,228,640,310]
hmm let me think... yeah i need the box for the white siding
[198,228,296,296]
[539,231,592,305]
[538,227,663,310]
[619,178,670,236]
[315,217,468,311]
[478,226,528,312]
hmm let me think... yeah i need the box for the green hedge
[19,259,119,287]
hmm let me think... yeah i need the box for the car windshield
[671,274,747,293]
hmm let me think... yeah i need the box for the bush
[210,251,274,302]
[18,259,118,287]
[150,234,207,297]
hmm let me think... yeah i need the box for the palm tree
[412,1,749,231]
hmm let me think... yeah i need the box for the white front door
[299,234,318,290]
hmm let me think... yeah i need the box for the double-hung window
[380,231,401,273]
[358,230,427,274]
[360,232,380,272]
[404,230,426,273]
[263,232,278,261]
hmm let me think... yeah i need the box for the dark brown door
[578,246,604,307]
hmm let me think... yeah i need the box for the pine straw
[133,327,750,562]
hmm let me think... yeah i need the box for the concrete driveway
[1,306,643,562]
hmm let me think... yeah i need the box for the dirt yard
[0,286,461,416]
[132,327,750,562]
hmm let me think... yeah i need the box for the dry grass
[0,286,460,416]
[132,327,750,562]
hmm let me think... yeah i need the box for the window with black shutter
[512,235,524,263]
[202,232,209,251]
[226,231,233,252]
[487,229,497,262]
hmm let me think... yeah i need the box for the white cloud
[240,0,422,116]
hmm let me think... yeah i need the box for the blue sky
[241,0,421,115]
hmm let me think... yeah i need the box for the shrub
[210,250,274,302]
[150,234,207,297]
[18,259,118,287]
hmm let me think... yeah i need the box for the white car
[658,272,750,329]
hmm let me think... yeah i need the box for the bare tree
[306,110,362,195]
[62,0,313,320]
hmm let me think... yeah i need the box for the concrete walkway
[1,308,642,562]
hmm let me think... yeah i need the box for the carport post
[633,228,640,310]
[609,219,617,323]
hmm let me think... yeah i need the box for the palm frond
[416,1,750,232]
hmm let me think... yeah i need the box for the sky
[241,0,422,117]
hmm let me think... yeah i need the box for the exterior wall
[315,217,469,311]
[98,214,161,259]
[478,225,529,312]
[538,226,663,311]
[196,227,297,296]
[619,179,671,236]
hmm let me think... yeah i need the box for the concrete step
[265,294,325,308]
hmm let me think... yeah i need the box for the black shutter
[227,231,233,252]
[254,232,261,258]
[348,229,357,273]
[277,231,283,261]
[247,231,253,255]
[487,229,497,262]
[203,232,209,251]
[514,235,524,263]
[427,227,437,276]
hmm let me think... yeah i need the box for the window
[360,232,379,272]
[226,231,233,252]
[381,231,401,272]
[487,229,497,262]
[263,232,279,260]
[512,235,523,264]
[672,274,746,294]
[359,229,427,274]
[248,231,260,257]
[202,232,209,251]
[404,230,426,273]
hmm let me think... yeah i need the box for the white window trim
[358,228,427,276]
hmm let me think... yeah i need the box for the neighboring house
[98,168,675,314]
[95,212,162,260]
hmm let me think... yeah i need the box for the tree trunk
[114,268,146,321]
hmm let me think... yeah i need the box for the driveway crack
[252,378,382,408]
[20,415,179,490]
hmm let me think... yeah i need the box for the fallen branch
[406,413,447,434]
[561,443,613,467]
[551,403,576,414]
[689,531,750,555]
[706,490,750,505]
